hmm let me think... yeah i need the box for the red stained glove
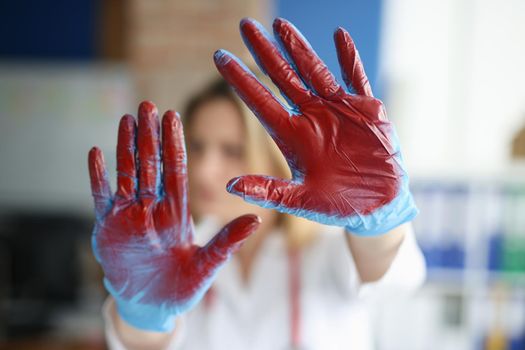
[88,101,260,332]
[214,18,418,236]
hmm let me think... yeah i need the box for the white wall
[379,0,525,179]
[0,64,136,212]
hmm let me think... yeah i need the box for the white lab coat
[103,219,426,350]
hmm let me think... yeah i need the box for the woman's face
[187,98,266,225]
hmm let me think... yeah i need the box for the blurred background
[0,0,524,349]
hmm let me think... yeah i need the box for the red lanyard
[288,247,302,349]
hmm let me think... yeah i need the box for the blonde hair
[183,76,320,249]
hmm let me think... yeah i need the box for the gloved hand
[88,101,260,332]
[214,18,417,236]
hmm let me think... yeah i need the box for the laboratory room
[0,0,524,349]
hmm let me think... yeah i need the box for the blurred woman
[88,18,426,350]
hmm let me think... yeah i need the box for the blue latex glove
[214,18,418,236]
[88,102,260,331]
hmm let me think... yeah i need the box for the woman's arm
[345,224,408,283]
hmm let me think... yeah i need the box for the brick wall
[127,0,272,113]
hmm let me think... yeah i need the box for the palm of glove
[267,93,399,216]
[93,201,205,306]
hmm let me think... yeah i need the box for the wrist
[114,296,178,333]
[109,298,178,350]
[345,188,418,236]
[103,278,178,332]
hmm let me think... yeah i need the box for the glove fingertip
[138,100,158,117]
[201,215,261,267]
[226,176,244,195]
[239,17,255,30]
[272,17,289,33]
[224,214,261,244]
[213,49,232,67]
[235,213,262,231]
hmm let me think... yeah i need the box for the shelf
[424,267,525,290]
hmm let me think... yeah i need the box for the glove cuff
[345,189,419,236]
[114,296,177,332]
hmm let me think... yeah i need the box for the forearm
[109,297,178,350]
[345,223,409,283]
